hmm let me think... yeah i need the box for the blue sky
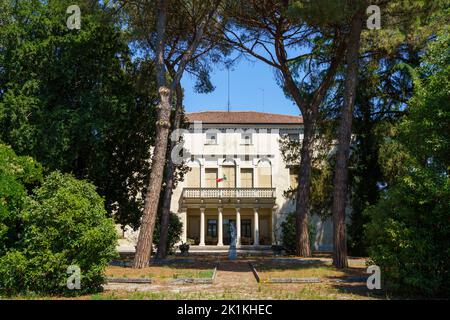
[181,57,301,116]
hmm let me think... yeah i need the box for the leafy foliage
[281,212,316,254]
[153,212,183,254]
[324,2,448,256]
[278,134,334,218]
[364,32,450,297]
[0,0,157,228]
[0,144,43,256]
[0,171,117,296]
[0,145,117,296]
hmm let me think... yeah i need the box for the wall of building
[169,122,334,251]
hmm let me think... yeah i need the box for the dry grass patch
[106,264,215,282]
[254,258,367,282]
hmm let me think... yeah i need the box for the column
[253,207,259,246]
[236,207,241,246]
[199,208,205,246]
[217,207,223,246]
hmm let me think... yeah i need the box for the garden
[0,0,449,301]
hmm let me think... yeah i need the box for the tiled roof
[186,111,303,124]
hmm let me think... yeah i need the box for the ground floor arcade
[181,207,274,246]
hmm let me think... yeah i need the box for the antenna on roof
[259,88,265,112]
[227,66,230,112]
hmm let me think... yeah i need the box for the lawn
[253,258,367,282]
[90,284,382,300]
[1,256,390,300]
[106,263,216,282]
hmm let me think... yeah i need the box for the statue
[228,222,237,260]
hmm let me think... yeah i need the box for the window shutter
[187,167,200,187]
[222,166,236,188]
[240,168,253,187]
[258,166,272,187]
[205,168,218,188]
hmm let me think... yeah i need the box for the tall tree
[126,0,223,268]
[327,0,447,259]
[220,0,348,255]
[331,5,365,269]
[0,0,157,228]
[154,2,228,258]
[365,30,450,296]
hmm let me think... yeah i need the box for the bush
[153,212,183,254]
[0,144,43,256]
[0,171,118,295]
[364,178,450,297]
[281,212,316,254]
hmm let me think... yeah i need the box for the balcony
[182,187,276,199]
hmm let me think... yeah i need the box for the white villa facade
[167,111,333,251]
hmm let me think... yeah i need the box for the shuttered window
[205,168,218,188]
[240,168,253,187]
[187,166,200,187]
[258,166,272,187]
[221,166,236,188]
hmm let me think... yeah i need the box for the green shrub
[0,171,118,295]
[364,179,450,297]
[0,251,28,295]
[281,212,316,254]
[153,212,183,254]
[0,144,43,256]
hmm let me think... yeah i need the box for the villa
[168,111,333,251]
[118,110,333,252]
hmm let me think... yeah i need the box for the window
[206,132,217,144]
[221,166,236,188]
[207,219,217,237]
[257,162,272,187]
[240,168,253,188]
[289,167,299,189]
[241,219,251,237]
[241,133,252,145]
[288,133,299,142]
[187,166,200,187]
[205,168,218,188]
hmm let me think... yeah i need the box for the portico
[180,188,277,246]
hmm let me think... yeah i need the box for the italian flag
[216,174,227,183]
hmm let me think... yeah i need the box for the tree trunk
[156,84,183,259]
[295,118,314,256]
[133,87,172,268]
[332,10,363,269]
[133,0,169,268]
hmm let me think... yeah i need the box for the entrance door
[223,219,236,245]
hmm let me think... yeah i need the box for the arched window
[257,159,272,187]
[221,159,236,188]
[186,160,200,187]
